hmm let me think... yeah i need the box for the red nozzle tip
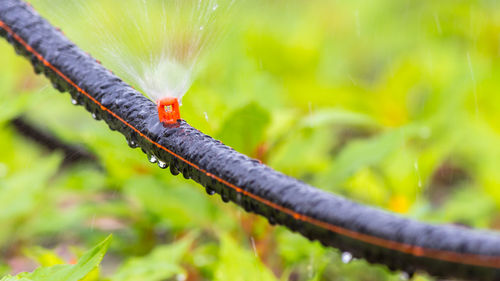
[157,97,181,124]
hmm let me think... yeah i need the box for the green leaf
[5,235,111,281]
[317,126,420,188]
[112,234,194,281]
[217,102,271,155]
[0,155,61,247]
[123,177,214,229]
[214,235,277,281]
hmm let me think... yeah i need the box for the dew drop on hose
[341,252,353,264]
[158,160,167,169]
[268,216,276,225]
[170,165,180,176]
[127,139,138,148]
[205,187,216,195]
[235,193,242,203]
[148,154,157,163]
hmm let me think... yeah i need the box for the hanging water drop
[52,81,64,92]
[170,165,180,175]
[250,236,258,257]
[235,193,242,203]
[205,187,216,195]
[158,160,167,169]
[221,192,230,203]
[243,201,252,212]
[414,161,422,188]
[149,154,158,163]
[92,113,98,120]
[128,139,138,148]
[71,98,78,105]
[399,271,410,280]
[267,216,276,225]
[341,252,353,264]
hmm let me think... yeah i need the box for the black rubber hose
[1,1,499,280]
[11,116,99,167]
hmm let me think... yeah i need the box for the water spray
[29,0,235,125]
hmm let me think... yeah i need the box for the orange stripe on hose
[1,19,499,269]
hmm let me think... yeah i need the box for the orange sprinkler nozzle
[157,97,181,124]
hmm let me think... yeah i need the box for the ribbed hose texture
[0,0,499,279]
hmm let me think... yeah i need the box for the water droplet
[399,271,410,280]
[341,252,353,264]
[414,160,422,188]
[158,160,167,169]
[170,165,180,175]
[71,98,78,105]
[250,236,258,257]
[199,26,204,30]
[52,81,64,92]
[221,193,230,203]
[267,216,276,225]
[204,111,209,121]
[92,113,98,120]
[205,187,216,195]
[243,202,252,212]
[149,155,157,163]
[128,139,138,148]
[212,3,218,10]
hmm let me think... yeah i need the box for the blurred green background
[1,0,500,280]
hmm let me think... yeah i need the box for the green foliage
[112,235,193,281]
[316,127,412,188]
[1,235,111,281]
[214,235,277,281]
[217,102,271,155]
